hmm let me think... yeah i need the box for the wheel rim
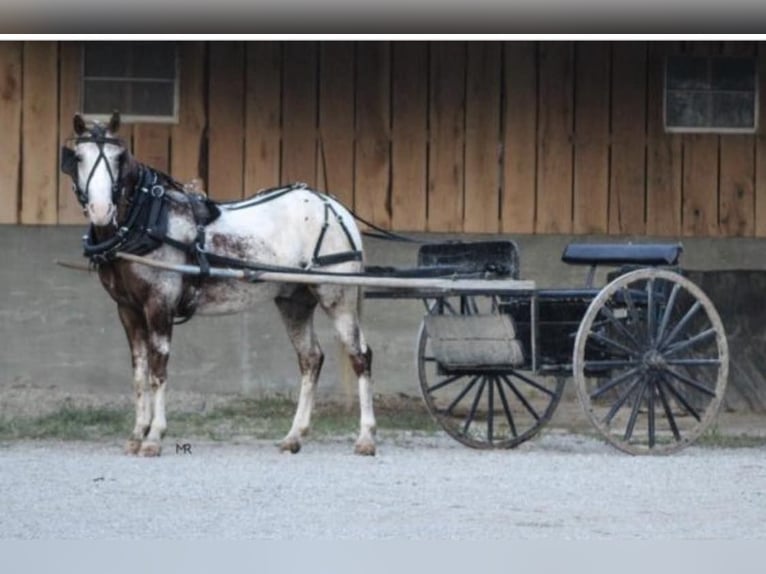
[573,269,729,455]
[417,295,565,449]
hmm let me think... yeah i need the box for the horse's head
[61,111,127,227]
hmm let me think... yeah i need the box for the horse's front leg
[118,305,152,455]
[138,308,174,457]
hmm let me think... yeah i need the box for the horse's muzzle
[87,202,116,226]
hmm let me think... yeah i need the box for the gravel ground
[1,432,765,540]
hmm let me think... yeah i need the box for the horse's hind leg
[275,287,324,454]
[117,305,152,455]
[318,286,376,456]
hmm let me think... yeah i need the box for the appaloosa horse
[61,112,376,456]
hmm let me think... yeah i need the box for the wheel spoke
[584,359,640,370]
[427,372,469,394]
[665,358,720,367]
[621,286,644,343]
[505,369,558,397]
[655,282,681,346]
[443,375,480,416]
[589,331,641,358]
[462,377,487,435]
[599,306,642,351]
[656,379,682,441]
[500,374,541,421]
[647,377,656,448]
[603,375,641,425]
[659,301,701,350]
[590,366,642,400]
[659,373,702,422]
[495,377,518,438]
[663,328,716,357]
[647,278,656,346]
[487,376,495,443]
[624,378,649,442]
[662,366,717,398]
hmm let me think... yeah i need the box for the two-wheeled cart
[364,239,728,455]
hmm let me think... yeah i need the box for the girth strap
[310,191,363,268]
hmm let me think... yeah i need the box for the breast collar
[82,167,175,265]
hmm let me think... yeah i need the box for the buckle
[151,185,165,198]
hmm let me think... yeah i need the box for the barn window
[664,55,757,132]
[81,42,178,123]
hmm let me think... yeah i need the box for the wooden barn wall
[2,40,766,238]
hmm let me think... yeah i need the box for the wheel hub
[642,349,666,371]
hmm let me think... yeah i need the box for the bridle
[61,128,126,210]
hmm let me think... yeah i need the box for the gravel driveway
[1,433,765,540]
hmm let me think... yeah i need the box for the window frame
[79,43,180,124]
[663,54,759,134]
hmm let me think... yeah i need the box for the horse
[60,111,376,457]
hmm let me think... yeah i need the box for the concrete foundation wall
[2,226,766,410]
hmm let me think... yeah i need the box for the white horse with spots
[61,112,376,456]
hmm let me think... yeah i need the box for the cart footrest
[425,314,524,368]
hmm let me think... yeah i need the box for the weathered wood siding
[1,40,765,237]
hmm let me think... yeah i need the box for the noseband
[61,128,125,208]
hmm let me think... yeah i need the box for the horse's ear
[73,114,86,135]
[108,110,121,134]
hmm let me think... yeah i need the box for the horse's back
[207,187,363,269]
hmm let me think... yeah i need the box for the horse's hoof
[279,438,301,454]
[125,439,142,455]
[138,442,162,457]
[354,440,376,456]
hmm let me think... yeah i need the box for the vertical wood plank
[681,41,720,237]
[391,42,428,231]
[757,42,766,237]
[573,41,610,234]
[0,42,22,224]
[281,41,317,186]
[501,42,537,234]
[683,133,719,236]
[57,41,85,224]
[133,124,170,172]
[245,42,282,196]
[428,42,466,232]
[464,42,501,233]
[536,42,574,234]
[355,42,391,228]
[245,42,283,196]
[719,135,755,236]
[318,42,354,208]
[208,42,245,201]
[718,41,755,237]
[646,42,683,237]
[21,42,58,224]
[609,42,647,236]
[171,42,206,186]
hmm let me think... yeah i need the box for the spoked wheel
[573,268,729,455]
[417,295,565,449]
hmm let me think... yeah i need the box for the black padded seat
[561,243,683,266]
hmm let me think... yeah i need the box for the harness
[61,133,362,272]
